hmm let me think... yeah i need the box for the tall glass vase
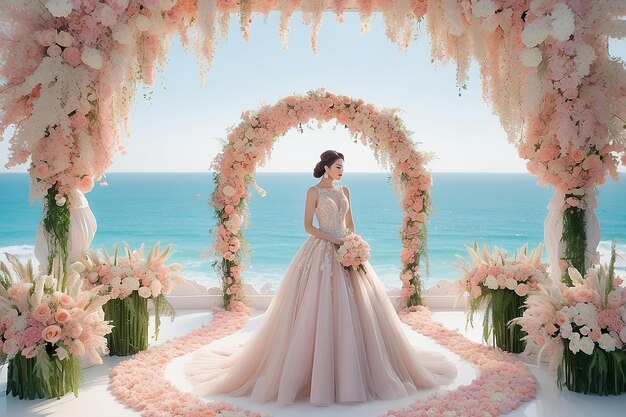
[103,291,149,356]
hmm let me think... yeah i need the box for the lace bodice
[314,186,349,238]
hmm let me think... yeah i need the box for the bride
[188,150,456,406]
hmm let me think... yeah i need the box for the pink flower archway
[211,90,431,309]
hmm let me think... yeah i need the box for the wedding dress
[187,185,456,405]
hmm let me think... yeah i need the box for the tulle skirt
[187,237,456,405]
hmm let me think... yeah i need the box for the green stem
[562,207,586,286]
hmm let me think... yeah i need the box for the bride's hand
[331,237,345,246]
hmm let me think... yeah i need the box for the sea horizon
[1,172,624,291]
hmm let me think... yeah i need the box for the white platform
[1,308,624,417]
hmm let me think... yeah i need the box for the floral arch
[211,90,431,309]
[0,1,625,308]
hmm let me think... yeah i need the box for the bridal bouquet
[0,254,112,399]
[79,243,182,355]
[337,233,370,273]
[456,243,547,352]
[516,244,626,395]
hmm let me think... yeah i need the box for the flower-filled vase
[6,350,81,400]
[0,255,112,400]
[560,340,626,395]
[81,243,181,356]
[457,242,547,353]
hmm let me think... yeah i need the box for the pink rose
[33,304,52,322]
[79,176,94,192]
[70,111,88,129]
[515,283,529,297]
[34,163,50,179]
[58,294,74,308]
[573,288,593,303]
[47,44,62,57]
[34,29,56,46]
[62,46,82,67]
[555,311,568,325]
[590,329,602,341]
[42,325,63,344]
[54,309,70,323]
[545,323,558,335]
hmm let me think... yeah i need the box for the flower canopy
[1,1,625,307]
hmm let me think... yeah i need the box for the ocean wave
[597,240,626,272]
[0,245,38,266]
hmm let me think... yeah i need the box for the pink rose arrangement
[336,233,370,273]
[516,244,626,395]
[79,243,182,353]
[210,90,432,309]
[80,243,182,301]
[0,254,112,399]
[456,243,548,352]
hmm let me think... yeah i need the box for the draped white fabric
[544,191,600,282]
[35,189,97,273]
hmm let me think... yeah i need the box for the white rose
[620,326,626,344]
[158,0,177,11]
[597,333,616,352]
[550,3,575,42]
[122,276,140,291]
[579,336,594,355]
[81,47,103,70]
[560,322,573,338]
[138,286,152,298]
[485,275,499,290]
[134,15,151,32]
[55,31,74,48]
[472,0,497,18]
[150,280,162,297]
[114,0,130,9]
[112,24,133,45]
[521,15,551,48]
[520,47,543,68]
[568,332,581,353]
[505,277,518,291]
[574,43,596,78]
[222,185,236,197]
[45,0,72,18]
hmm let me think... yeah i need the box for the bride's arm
[304,187,343,245]
[342,186,355,233]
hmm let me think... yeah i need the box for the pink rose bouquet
[336,233,370,273]
[0,254,112,399]
[456,243,548,352]
[79,243,182,355]
[516,243,626,395]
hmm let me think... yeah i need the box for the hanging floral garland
[211,89,432,309]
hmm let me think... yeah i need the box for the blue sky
[2,12,625,173]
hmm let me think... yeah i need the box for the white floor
[1,309,624,417]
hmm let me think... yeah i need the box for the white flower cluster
[45,0,72,18]
[520,3,575,48]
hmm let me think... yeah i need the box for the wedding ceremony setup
[1,1,626,417]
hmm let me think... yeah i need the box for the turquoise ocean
[0,172,624,290]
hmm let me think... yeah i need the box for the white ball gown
[188,185,456,405]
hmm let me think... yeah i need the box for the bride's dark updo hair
[313,150,344,178]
